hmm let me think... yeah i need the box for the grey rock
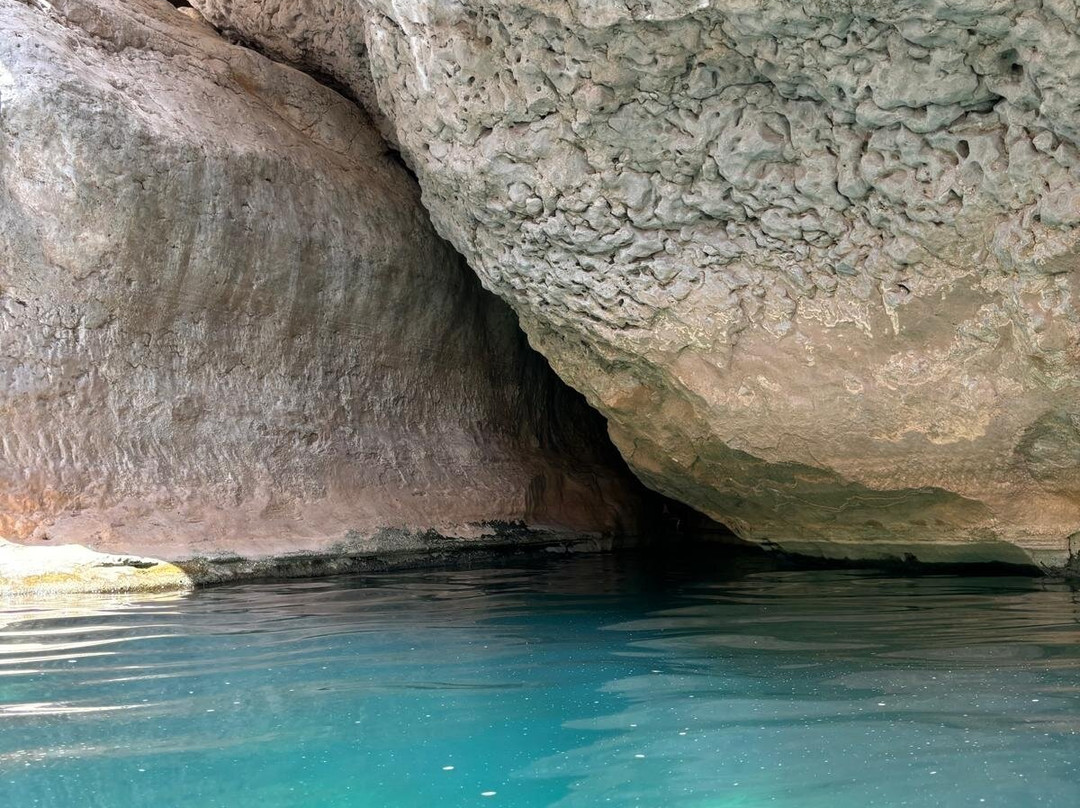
[192,0,1080,568]
[0,0,644,577]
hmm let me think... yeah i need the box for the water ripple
[0,556,1078,807]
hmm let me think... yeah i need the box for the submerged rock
[192,0,1080,568]
[0,0,647,590]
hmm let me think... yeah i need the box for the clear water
[1,552,1079,808]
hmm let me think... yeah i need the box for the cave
[1,2,1079,805]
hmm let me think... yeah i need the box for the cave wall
[189,0,1080,568]
[0,0,647,571]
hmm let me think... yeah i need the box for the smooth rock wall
[0,0,645,573]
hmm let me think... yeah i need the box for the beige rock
[0,0,647,591]
[191,0,1080,568]
[0,539,190,596]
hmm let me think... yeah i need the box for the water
[1,552,1079,808]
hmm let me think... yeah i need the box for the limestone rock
[0,0,645,582]
[192,0,1080,568]
[0,540,190,596]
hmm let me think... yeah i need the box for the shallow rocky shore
[0,539,189,596]
[0,526,624,595]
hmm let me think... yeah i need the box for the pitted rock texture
[192,0,1080,567]
[0,0,645,570]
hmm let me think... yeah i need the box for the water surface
[1,552,1078,807]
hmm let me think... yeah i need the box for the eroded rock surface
[192,0,1080,567]
[0,0,645,579]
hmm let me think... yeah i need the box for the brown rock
[0,0,646,588]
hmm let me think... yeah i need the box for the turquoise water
[1,553,1079,807]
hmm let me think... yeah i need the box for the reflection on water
[1,553,1078,807]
